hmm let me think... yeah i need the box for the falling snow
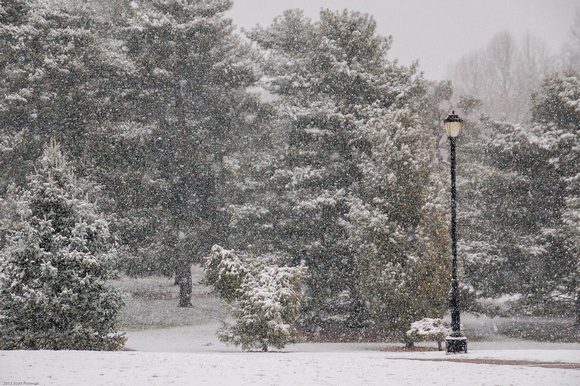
[0,0,578,385]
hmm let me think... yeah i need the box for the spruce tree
[0,140,124,350]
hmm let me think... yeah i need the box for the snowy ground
[2,321,578,386]
[125,322,580,354]
[1,344,579,386]
[2,272,578,385]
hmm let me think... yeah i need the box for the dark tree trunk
[575,292,580,328]
[174,265,181,285]
[177,260,192,308]
[173,78,193,308]
[262,343,268,352]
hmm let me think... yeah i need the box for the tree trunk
[177,260,192,308]
[575,292,580,328]
[262,343,268,352]
[174,265,181,285]
[173,78,193,308]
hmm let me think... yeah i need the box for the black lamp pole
[444,111,467,354]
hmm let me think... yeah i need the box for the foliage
[0,141,125,350]
[97,0,262,282]
[527,71,579,318]
[229,9,449,333]
[347,105,450,332]
[203,245,249,302]
[203,245,307,351]
[0,0,122,188]
[459,70,579,318]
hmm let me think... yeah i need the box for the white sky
[229,0,578,80]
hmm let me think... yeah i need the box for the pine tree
[459,71,579,320]
[0,140,124,350]
[0,0,122,188]
[529,71,579,320]
[203,245,306,351]
[236,9,378,325]
[347,105,450,333]
[232,9,449,332]
[458,119,555,302]
[116,0,259,303]
[203,245,249,302]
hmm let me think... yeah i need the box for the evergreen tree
[0,140,124,350]
[347,105,450,333]
[459,71,579,320]
[203,245,248,302]
[0,1,150,286]
[117,0,259,304]
[236,9,375,325]
[232,9,448,332]
[204,245,306,351]
[529,71,579,320]
[0,0,122,190]
[459,119,556,301]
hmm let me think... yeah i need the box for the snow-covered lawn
[1,346,578,386]
[1,324,578,386]
[4,274,578,385]
[109,271,230,330]
[124,322,580,354]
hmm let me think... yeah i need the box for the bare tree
[561,10,580,73]
[449,31,553,122]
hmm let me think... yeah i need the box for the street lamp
[443,111,468,354]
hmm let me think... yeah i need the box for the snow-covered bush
[0,141,125,350]
[203,245,249,302]
[405,318,450,351]
[203,245,307,351]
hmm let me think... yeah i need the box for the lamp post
[443,111,468,354]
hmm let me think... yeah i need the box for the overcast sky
[229,0,578,80]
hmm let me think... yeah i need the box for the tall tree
[0,0,122,190]
[232,9,448,333]
[347,106,449,333]
[561,11,580,73]
[120,0,259,306]
[529,71,579,320]
[458,119,558,301]
[459,70,579,320]
[450,31,553,122]
[0,140,124,350]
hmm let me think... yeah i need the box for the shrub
[203,245,307,351]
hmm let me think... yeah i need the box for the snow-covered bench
[405,318,450,351]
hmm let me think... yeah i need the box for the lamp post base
[445,335,468,354]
